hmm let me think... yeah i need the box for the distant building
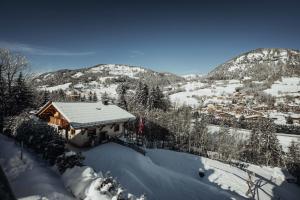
[37,101,135,147]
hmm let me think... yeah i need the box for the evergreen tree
[101,92,109,105]
[43,90,50,105]
[146,86,170,111]
[243,118,283,166]
[58,89,66,101]
[154,86,163,107]
[155,86,170,111]
[92,92,98,102]
[147,87,156,111]
[13,72,33,114]
[81,94,86,102]
[286,141,300,183]
[286,115,293,124]
[88,91,93,102]
[244,128,261,163]
[117,84,128,110]
[134,82,148,109]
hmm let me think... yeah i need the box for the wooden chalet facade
[37,101,135,147]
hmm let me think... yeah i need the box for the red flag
[138,117,144,134]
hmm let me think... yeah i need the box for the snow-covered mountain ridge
[34,64,183,87]
[208,48,300,80]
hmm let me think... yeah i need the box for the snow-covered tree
[191,114,209,155]
[146,86,170,111]
[286,141,300,183]
[243,118,283,166]
[15,117,66,165]
[134,82,148,109]
[0,49,29,117]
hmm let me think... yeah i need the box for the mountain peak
[208,48,300,80]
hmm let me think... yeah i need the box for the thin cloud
[130,50,145,58]
[0,41,95,56]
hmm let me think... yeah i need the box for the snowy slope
[83,142,300,200]
[0,135,74,200]
[147,149,300,200]
[84,143,234,200]
[264,77,300,97]
[39,82,72,92]
[208,48,300,80]
[169,80,242,107]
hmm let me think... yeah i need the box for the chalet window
[114,124,120,132]
[71,129,75,135]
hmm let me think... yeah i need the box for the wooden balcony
[49,116,68,128]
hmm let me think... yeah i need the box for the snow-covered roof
[39,102,135,129]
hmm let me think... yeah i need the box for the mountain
[34,64,184,87]
[33,64,184,99]
[208,48,300,80]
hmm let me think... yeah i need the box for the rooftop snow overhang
[70,116,136,129]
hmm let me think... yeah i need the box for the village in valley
[1,1,300,200]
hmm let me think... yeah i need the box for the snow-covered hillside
[34,64,184,99]
[264,77,300,97]
[169,79,242,107]
[208,48,300,80]
[87,64,146,78]
[83,142,300,200]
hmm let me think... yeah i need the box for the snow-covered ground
[83,143,234,200]
[83,142,300,200]
[40,82,72,92]
[264,77,300,97]
[62,166,110,200]
[40,81,119,99]
[169,80,242,107]
[0,135,74,200]
[72,72,84,78]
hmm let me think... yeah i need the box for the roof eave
[70,116,136,129]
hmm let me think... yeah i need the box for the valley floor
[84,142,300,200]
[0,135,74,200]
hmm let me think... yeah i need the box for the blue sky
[0,0,300,74]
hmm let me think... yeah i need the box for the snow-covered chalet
[37,101,135,146]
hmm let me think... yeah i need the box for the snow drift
[83,142,300,200]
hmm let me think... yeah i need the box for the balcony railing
[49,116,66,128]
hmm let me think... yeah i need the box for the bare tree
[0,49,28,94]
[0,48,29,125]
